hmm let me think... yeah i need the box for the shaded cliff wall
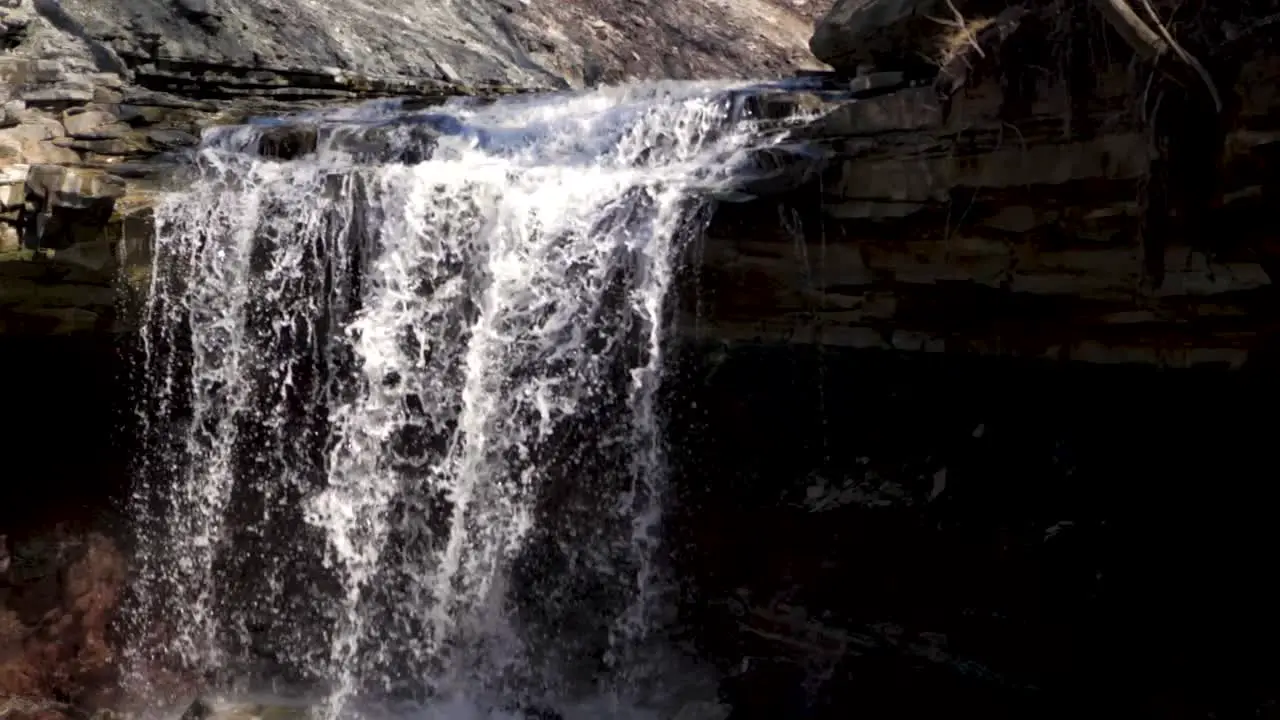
[0,335,131,534]
[0,334,132,709]
[665,344,1280,717]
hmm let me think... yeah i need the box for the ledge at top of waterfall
[188,79,839,202]
[128,78,835,718]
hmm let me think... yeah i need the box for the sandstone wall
[689,28,1280,368]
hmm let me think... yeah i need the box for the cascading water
[123,80,819,719]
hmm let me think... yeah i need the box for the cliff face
[3,0,1280,717]
[688,0,1280,368]
[0,3,832,712]
[0,0,829,336]
[8,0,1280,368]
[690,68,1280,368]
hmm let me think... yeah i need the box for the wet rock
[25,165,126,209]
[516,707,562,720]
[255,124,318,160]
[325,122,442,163]
[732,143,830,197]
[18,166,126,255]
[672,701,731,720]
[21,82,96,109]
[0,164,26,210]
[145,128,199,150]
[179,697,215,720]
[174,0,216,20]
[177,699,312,720]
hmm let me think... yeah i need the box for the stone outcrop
[0,532,125,710]
[42,0,827,91]
[809,0,979,73]
[688,2,1280,369]
[0,0,830,336]
[7,0,1280,367]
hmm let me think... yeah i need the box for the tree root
[1089,0,1222,111]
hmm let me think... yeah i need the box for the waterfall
[123,80,815,718]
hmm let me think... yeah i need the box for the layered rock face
[9,0,1280,367]
[690,0,1280,368]
[0,0,830,335]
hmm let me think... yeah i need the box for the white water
[124,80,815,719]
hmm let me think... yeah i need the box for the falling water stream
[123,80,820,719]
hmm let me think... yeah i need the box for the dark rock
[810,0,1005,74]
[254,123,317,160]
[509,705,563,720]
[669,345,1280,718]
[115,104,181,126]
[145,128,199,149]
[179,697,215,720]
[0,532,125,705]
[174,0,215,19]
[24,165,125,208]
[21,83,95,108]
[719,658,809,719]
[732,143,831,197]
[1,15,28,50]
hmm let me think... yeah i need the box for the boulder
[22,81,96,108]
[810,0,1009,74]
[0,223,18,252]
[255,123,319,160]
[61,107,128,140]
[0,163,26,210]
[25,165,126,210]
